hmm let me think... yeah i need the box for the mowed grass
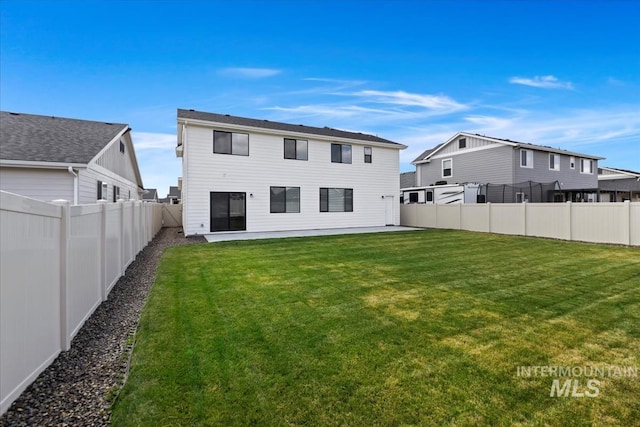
[111,230,639,426]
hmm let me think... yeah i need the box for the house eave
[177,117,407,149]
[0,159,87,169]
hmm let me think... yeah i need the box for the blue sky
[1,0,638,197]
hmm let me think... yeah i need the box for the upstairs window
[580,159,593,174]
[284,138,308,160]
[119,141,125,154]
[113,185,120,202]
[520,149,533,168]
[364,146,372,163]
[549,153,560,171]
[442,158,452,178]
[570,156,576,169]
[320,188,353,212]
[270,187,300,213]
[458,138,466,149]
[214,130,249,156]
[331,143,352,164]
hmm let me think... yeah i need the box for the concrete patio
[203,226,421,242]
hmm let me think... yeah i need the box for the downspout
[67,166,79,205]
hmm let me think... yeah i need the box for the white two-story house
[411,132,604,202]
[176,109,406,236]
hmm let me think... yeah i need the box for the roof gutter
[67,166,79,205]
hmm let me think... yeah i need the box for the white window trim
[442,158,452,178]
[569,156,575,170]
[520,149,533,168]
[549,153,560,171]
[580,158,593,174]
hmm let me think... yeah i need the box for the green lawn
[111,230,639,426]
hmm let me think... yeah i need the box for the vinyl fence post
[624,200,631,246]
[98,200,108,301]
[52,199,71,351]
[119,199,125,276]
[487,202,492,233]
[567,201,573,241]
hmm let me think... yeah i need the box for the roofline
[413,131,603,164]
[87,126,144,188]
[177,116,407,150]
[598,166,640,177]
[0,159,87,169]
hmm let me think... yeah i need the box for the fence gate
[162,204,183,227]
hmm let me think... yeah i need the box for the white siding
[436,135,497,155]
[94,133,139,184]
[182,125,402,235]
[78,165,140,204]
[0,167,73,202]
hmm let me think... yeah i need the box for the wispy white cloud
[509,75,574,89]
[132,131,176,150]
[219,67,282,78]
[353,90,468,112]
[131,131,181,196]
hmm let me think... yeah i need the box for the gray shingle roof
[412,143,443,163]
[412,132,603,163]
[0,111,129,163]
[177,109,404,146]
[142,188,158,200]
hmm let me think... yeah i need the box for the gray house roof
[142,188,158,200]
[0,111,129,164]
[400,171,416,188]
[168,186,181,198]
[412,132,604,164]
[177,109,405,147]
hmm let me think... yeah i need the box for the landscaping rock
[0,227,206,427]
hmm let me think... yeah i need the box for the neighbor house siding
[417,145,513,186]
[182,125,400,235]
[0,168,73,202]
[93,134,138,184]
[514,150,598,190]
[78,165,141,204]
[436,135,500,156]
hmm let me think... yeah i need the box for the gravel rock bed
[1,227,206,427]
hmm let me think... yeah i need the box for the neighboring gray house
[0,111,144,204]
[598,167,640,202]
[411,132,604,202]
[167,186,181,204]
[400,171,416,189]
[142,188,159,202]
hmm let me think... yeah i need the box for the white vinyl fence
[0,191,163,415]
[401,202,640,246]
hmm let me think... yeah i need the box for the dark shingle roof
[142,188,158,200]
[0,111,129,163]
[168,186,181,198]
[177,109,403,146]
[412,143,443,163]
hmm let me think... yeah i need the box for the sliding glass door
[210,192,246,232]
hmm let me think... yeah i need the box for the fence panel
[67,204,103,342]
[105,204,122,293]
[490,204,526,235]
[436,204,461,229]
[631,203,640,246]
[525,203,571,240]
[0,193,63,415]
[122,202,134,268]
[460,204,490,232]
[571,203,630,245]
